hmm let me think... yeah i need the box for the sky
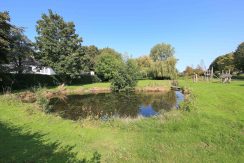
[1,0,244,71]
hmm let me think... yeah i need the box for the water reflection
[49,91,184,120]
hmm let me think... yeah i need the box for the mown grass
[49,79,171,91]
[0,80,243,162]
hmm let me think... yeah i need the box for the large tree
[148,43,177,79]
[234,42,244,72]
[35,10,84,79]
[0,11,11,64]
[82,45,99,71]
[209,53,235,72]
[151,56,177,79]
[8,27,34,74]
[136,56,153,78]
[111,59,139,92]
[95,48,123,81]
[150,43,174,61]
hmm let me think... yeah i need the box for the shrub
[35,91,51,113]
[95,50,123,81]
[111,59,138,92]
[0,73,100,91]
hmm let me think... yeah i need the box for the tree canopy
[151,56,177,79]
[111,59,139,92]
[35,9,84,78]
[95,48,123,81]
[150,43,174,61]
[0,11,11,63]
[136,56,153,78]
[209,52,235,73]
[82,45,99,71]
[234,42,244,72]
[148,43,177,79]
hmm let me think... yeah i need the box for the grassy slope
[51,80,171,90]
[0,80,243,162]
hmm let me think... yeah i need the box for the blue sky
[1,0,244,71]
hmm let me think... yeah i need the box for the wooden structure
[204,67,213,81]
[193,73,198,82]
[220,70,232,83]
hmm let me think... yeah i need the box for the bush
[111,59,138,92]
[0,73,100,91]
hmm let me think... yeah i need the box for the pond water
[49,91,184,120]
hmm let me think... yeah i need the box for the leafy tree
[99,47,121,59]
[150,43,174,61]
[8,27,34,74]
[0,11,11,64]
[209,53,235,72]
[136,56,153,78]
[234,42,244,71]
[95,48,123,81]
[35,9,84,79]
[194,65,205,75]
[82,45,99,71]
[150,56,177,79]
[183,66,194,76]
[111,59,138,92]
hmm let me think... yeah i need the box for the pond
[49,91,184,120]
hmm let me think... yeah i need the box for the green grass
[49,79,171,91]
[0,80,243,162]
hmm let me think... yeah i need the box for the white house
[29,65,56,75]
[1,57,56,75]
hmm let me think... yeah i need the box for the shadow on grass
[0,122,79,162]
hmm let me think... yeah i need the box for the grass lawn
[0,80,243,162]
[49,79,171,91]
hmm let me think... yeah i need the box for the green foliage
[95,48,123,81]
[150,56,177,79]
[234,42,244,71]
[36,92,51,113]
[183,65,205,76]
[150,43,174,61]
[82,45,99,71]
[0,74,100,91]
[99,47,121,59]
[209,52,235,73]
[8,27,34,74]
[35,10,85,79]
[136,56,153,78]
[111,59,138,92]
[0,11,11,64]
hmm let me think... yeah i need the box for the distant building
[27,65,56,75]
[1,57,56,75]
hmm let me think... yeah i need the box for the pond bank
[0,80,243,162]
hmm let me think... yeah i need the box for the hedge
[0,73,100,91]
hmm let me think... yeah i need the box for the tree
[151,56,177,79]
[8,27,34,74]
[35,9,84,79]
[0,11,11,64]
[234,42,244,72]
[183,66,194,76]
[99,47,121,59]
[150,43,174,61]
[95,48,123,81]
[136,56,153,78]
[111,59,138,92]
[82,45,99,71]
[209,53,235,72]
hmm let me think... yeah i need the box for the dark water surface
[49,91,184,120]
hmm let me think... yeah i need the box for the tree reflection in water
[49,91,184,120]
